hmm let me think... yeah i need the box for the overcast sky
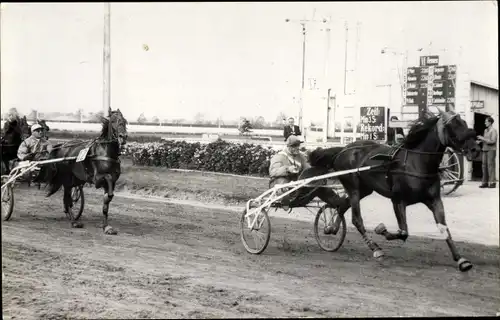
[1,2,497,123]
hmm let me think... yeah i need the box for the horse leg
[349,190,384,260]
[375,200,409,241]
[424,197,472,272]
[64,185,84,228]
[2,158,10,174]
[102,174,117,235]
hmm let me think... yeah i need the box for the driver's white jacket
[269,150,309,186]
[17,135,51,161]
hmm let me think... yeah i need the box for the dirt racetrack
[2,186,500,319]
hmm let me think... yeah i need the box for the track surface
[2,186,500,319]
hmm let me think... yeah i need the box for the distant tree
[251,116,266,129]
[216,117,224,127]
[273,111,287,127]
[151,116,160,123]
[137,113,147,124]
[76,108,84,121]
[89,111,105,122]
[27,109,37,121]
[193,112,205,125]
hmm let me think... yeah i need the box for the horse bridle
[436,113,459,147]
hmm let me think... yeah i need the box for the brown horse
[45,108,128,234]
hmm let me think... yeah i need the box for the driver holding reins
[17,123,53,162]
[269,135,350,215]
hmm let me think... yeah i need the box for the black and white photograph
[1,2,498,318]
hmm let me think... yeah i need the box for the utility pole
[103,2,111,115]
[321,19,332,143]
[285,16,328,135]
[343,21,349,95]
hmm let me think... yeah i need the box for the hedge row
[122,139,278,176]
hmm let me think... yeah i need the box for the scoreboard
[403,55,457,118]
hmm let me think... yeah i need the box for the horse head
[435,107,480,161]
[99,107,128,150]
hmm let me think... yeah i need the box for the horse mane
[99,118,111,139]
[401,115,440,148]
[308,146,345,169]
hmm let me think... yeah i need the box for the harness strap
[90,156,120,164]
[436,117,447,146]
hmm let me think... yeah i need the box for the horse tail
[308,146,344,169]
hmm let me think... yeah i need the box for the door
[471,112,488,180]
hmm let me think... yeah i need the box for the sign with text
[471,100,484,109]
[359,106,386,141]
[403,56,457,117]
[419,55,440,66]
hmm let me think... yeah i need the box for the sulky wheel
[64,185,85,221]
[1,177,15,221]
[439,148,463,196]
[240,207,271,254]
[314,205,346,252]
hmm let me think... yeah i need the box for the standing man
[283,117,301,141]
[477,116,497,188]
[386,116,405,145]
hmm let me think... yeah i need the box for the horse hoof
[104,226,118,235]
[458,258,473,272]
[373,249,385,260]
[374,223,387,235]
[323,226,333,235]
[71,222,84,228]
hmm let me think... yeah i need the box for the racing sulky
[309,107,480,272]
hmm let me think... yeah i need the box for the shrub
[123,139,277,176]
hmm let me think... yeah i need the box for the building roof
[470,80,499,91]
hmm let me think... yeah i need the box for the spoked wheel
[240,207,271,254]
[64,185,85,221]
[314,205,346,252]
[439,148,462,196]
[1,177,15,221]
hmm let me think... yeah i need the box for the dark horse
[1,116,30,174]
[45,108,128,234]
[309,108,480,272]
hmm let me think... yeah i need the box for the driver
[17,123,53,162]
[269,135,350,214]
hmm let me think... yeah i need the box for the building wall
[466,82,499,181]
[470,83,499,120]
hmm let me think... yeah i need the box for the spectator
[477,116,497,188]
[283,117,301,141]
[387,116,405,145]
